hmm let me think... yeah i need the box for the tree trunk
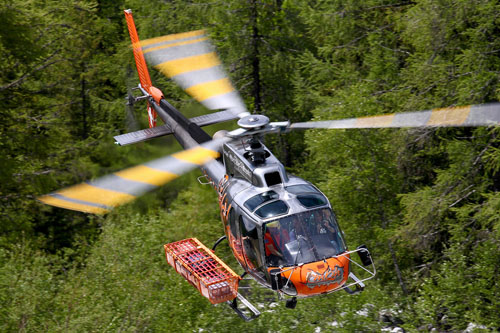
[250,0,262,114]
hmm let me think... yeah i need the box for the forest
[1,0,499,331]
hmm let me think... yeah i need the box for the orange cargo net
[164,238,240,304]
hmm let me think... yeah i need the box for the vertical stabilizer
[123,9,157,127]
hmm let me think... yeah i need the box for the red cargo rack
[164,238,240,304]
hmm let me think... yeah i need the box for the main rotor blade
[139,30,249,119]
[38,138,229,214]
[290,103,500,130]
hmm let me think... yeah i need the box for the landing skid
[227,292,261,321]
[343,272,365,295]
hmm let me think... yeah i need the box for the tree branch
[0,50,63,92]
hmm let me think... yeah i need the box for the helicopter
[38,9,500,321]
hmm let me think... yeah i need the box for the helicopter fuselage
[151,97,353,297]
[207,139,351,297]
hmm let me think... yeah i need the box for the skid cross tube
[212,235,227,251]
[226,293,261,322]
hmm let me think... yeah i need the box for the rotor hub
[238,114,270,129]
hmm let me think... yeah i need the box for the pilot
[288,216,304,241]
[317,210,341,253]
[314,209,331,233]
[318,218,336,235]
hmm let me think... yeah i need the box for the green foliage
[0,242,63,331]
[291,0,500,330]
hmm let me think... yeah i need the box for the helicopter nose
[281,254,350,297]
[304,262,345,287]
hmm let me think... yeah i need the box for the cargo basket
[164,238,240,304]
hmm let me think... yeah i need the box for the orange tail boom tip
[149,86,164,105]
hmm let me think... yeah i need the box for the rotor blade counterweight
[290,103,500,130]
[38,138,228,214]
[139,30,249,118]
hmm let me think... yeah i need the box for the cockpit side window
[239,215,266,281]
[228,207,237,238]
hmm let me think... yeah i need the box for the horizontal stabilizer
[114,110,238,146]
[114,124,173,146]
[190,109,239,127]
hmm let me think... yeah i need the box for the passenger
[264,222,284,265]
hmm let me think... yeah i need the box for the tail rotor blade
[290,103,500,130]
[38,137,230,214]
[125,89,140,131]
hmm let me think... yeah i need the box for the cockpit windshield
[262,208,346,267]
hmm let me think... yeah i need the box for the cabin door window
[239,215,266,282]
